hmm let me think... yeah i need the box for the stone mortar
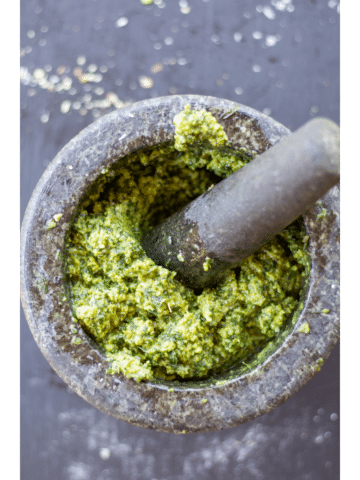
[20,95,340,434]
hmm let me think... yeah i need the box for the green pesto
[173,105,229,152]
[177,253,185,262]
[65,106,310,383]
[310,358,324,373]
[46,219,57,230]
[298,322,310,334]
[317,208,327,222]
[46,213,63,230]
[34,274,48,294]
[203,257,213,272]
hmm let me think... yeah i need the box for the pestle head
[141,117,340,290]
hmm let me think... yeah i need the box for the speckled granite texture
[20,95,339,434]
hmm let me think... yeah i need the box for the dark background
[20,1,340,479]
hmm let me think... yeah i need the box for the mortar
[20,95,340,434]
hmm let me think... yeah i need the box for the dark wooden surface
[21,1,340,479]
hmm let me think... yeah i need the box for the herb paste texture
[65,106,310,382]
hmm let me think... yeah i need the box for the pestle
[141,117,340,290]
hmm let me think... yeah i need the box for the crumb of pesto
[322,308,330,314]
[173,104,229,152]
[177,252,185,262]
[317,208,327,221]
[310,358,324,372]
[298,322,310,334]
[47,213,62,229]
[106,351,153,383]
[216,380,227,386]
[34,274,48,294]
[46,219,57,230]
[203,257,213,271]
[72,337,82,345]
[201,398,208,404]
[65,105,310,383]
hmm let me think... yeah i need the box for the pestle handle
[141,117,340,290]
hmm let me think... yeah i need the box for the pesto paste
[65,106,309,382]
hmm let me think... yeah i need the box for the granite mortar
[20,95,340,434]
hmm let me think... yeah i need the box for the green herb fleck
[53,213,63,222]
[322,308,330,314]
[203,257,213,271]
[298,322,310,334]
[219,105,239,120]
[177,252,185,262]
[46,219,57,230]
[201,398,208,404]
[34,274,48,294]
[310,358,324,373]
[216,380,227,386]
[317,208,327,222]
[72,337,82,345]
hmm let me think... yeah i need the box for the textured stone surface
[20,95,339,434]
